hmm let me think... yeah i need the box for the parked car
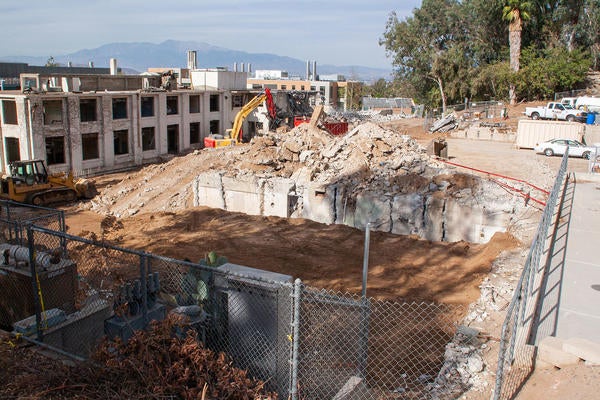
[534,139,596,159]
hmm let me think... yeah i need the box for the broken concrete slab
[563,337,600,365]
[391,193,423,235]
[353,192,392,231]
[262,177,295,218]
[331,375,373,400]
[538,336,581,368]
[302,183,336,225]
[222,175,262,215]
[194,171,225,209]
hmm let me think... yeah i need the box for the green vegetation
[376,0,598,108]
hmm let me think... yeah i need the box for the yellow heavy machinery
[204,89,276,148]
[0,159,97,206]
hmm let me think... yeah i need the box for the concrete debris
[429,113,459,133]
[328,109,415,124]
[87,119,528,243]
[432,332,491,396]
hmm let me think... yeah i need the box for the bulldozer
[0,159,97,206]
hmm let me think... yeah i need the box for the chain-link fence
[430,100,505,118]
[554,88,589,100]
[493,151,569,400]
[294,285,462,399]
[4,223,467,399]
[0,201,66,330]
[0,200,65,245]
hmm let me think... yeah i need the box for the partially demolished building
[0,61,259,175]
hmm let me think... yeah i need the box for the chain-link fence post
[59,210,67,252]
[140,253,148,325]
[26,225,43,341]
[359,223,372,379]
[358,298,371,379]
[290,278,302,400]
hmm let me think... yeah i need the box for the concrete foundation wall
[263,178,295,217]
[193,172,513,244]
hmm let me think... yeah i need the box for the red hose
[437,158,550,195]
[489,178,546,206]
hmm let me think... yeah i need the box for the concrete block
[263,177,294,218]
[391,193,423,235]
[422,196,444,241]
[538,336,581,368]
[302,184,336,224]
[222,175,259,194]
[222,176,262,215]
[563,337,600,364]
[475,128,492,140]
[354,192,392,231]
[194,172,225,209]
[335,185,355,226]
[443,198,483,242]
[535,358,556,369]
[13,308,66,335]
[332,376,370,400]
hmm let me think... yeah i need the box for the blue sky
[0,0,420,69]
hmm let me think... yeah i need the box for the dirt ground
[9,105,599,399]
[62,205,518,306]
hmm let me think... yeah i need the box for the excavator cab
[204,89,276,148]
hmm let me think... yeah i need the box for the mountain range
[1,40,393,83]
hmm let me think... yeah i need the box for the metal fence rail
[2,222,468,399]
[493,151,569,400]
[0,200,65,245]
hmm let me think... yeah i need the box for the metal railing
[0,200,65,245]
[554,89,590,100]
[4,222,467,399]
[493,150,569,400]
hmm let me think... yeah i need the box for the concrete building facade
[0,69,263,176]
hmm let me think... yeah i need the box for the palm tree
[503,0,531,105]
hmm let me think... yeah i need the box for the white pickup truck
[524,102,586,122]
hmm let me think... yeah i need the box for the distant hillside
[1,40,392,83]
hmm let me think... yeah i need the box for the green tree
[365,78,390,97]
[462,0,507,65]
[516,46,591,98]
[380,0,464,111]
[471,61,512,100]
[503,0,532,104]
[578,0,600,69]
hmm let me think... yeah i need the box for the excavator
[204,88,277,148]
[0,159,97,206]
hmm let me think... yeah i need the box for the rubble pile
[87,119,527,244]
[429,113,459,133]
[235,122,444,196]
[433,329,491,397]
[328,109,413,124]
[88,121,445,217]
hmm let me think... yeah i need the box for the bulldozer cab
[9,160,49,185]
